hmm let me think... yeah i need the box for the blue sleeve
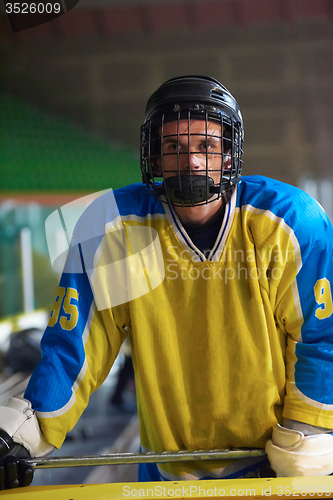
[280,196,333,422]
[294,208,333,406]
[24,263,96,412]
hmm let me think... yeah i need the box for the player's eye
[201,139,220,151]
[162,141,179,152]
[167,143,182,153]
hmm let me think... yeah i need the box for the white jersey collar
[163,186,237,263]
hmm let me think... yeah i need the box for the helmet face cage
[141,77,244,207]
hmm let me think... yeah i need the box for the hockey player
[1,75,333,488]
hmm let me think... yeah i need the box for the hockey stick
[26,448,266,469]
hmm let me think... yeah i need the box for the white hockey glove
[0,396,54,489]
[266,424,333,477]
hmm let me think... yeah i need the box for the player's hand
[266,424,333,476]
[0,396,54,489]
[0,430,34,490]
[0,455,34,489]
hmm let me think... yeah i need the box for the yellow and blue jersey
[25,175,333,480]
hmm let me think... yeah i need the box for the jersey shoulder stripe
[237,175,332,245]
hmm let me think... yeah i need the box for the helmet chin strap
[159,175,241,206]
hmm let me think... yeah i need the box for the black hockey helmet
[141,75,244,206]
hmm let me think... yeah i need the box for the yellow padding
[1,477,333,500]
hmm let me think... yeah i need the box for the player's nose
[184,152,204,171]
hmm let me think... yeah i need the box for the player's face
[159,119,231,184]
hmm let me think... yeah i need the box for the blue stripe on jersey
[294,342,333,405]
[25,270,95,412]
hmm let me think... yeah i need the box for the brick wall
[1,0,333,186]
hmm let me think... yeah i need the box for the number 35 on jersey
[48,287,79,331]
